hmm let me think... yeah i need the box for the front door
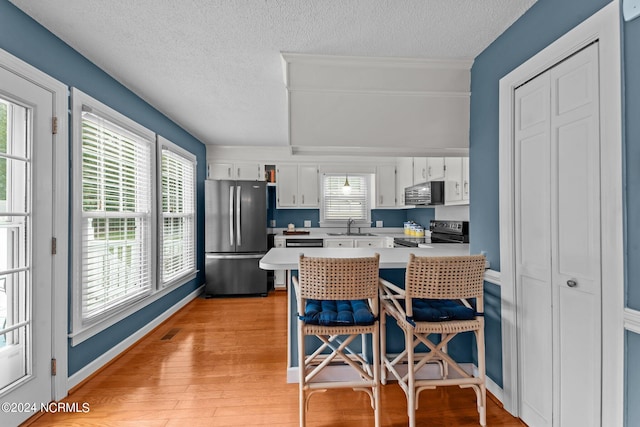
[0,64,55,426]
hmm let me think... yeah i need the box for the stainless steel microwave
[404,181,445,205]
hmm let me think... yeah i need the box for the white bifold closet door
[514,42,602,427]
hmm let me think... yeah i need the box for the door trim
[498,2,623,424]
[0,48,69,401]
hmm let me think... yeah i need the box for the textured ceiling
[10,0,536,147]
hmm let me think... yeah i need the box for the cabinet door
[354,238,384,248]
[444,157,463,204]
[298,165,319,207]
[462,157,470,201]
[236,163,262,180]
[396,157,413,207]
[376,165,396,207]
[427,157,445,181]
[208,162,234,180]
[413,158,427,184]
[276,164,298,207]
[324,239,354,248]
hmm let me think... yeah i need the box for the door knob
[567,279,577,288]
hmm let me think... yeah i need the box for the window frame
[157,135,197,289]
[70,88,158,342]
[319,173,372,227]
[70,89,200,346]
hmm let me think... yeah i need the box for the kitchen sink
[326,232,377,236]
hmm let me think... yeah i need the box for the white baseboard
[624,307,640,335]
[67,285,204,390]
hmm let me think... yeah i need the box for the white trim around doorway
[498,1,623,424]
[0,48,70,401]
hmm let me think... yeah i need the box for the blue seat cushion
[301,299,375,326]
[411,299,475,322]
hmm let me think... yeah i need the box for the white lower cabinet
[324,237,387,248]
[354,238,384,248]
[324,238,354,248]
[274,237,285,288]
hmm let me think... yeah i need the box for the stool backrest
[405,254,486,300]
[297,254,380,300]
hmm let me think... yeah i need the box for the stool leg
[380,306,387,385]
[298,321,306,427]
[373,325,381,427]
[407,330,416,427]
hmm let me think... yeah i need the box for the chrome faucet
[347,218,355,235]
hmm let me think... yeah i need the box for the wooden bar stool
[292,253,381,427]
[379,254,487,426]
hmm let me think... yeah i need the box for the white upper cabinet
[375,165,396,207]
[395,158,414,207]
[276,164,319,208]
[298,165,320,207]
[413,158,427,184]
[462,157,469,202]
[444,157,469,205]
[426,157,446,181]
[208,162,263,180]
[276,164,298,207]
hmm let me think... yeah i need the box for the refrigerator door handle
[236,185,242,246]
[229,186,234,246]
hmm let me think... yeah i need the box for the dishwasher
[285,238,324,248]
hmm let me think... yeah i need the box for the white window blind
[160,143,196,286]
[321,174,370,222]
[80,109,153,324]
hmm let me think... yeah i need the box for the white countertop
[259,245,470,270]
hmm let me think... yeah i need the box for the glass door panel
[0,98,32,393]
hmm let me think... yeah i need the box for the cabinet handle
[456,182,460,195]
[293,195,296,204]
[428,166,431,178]
[237,168,240,177]
[464,181,469,194]
[380,195,383,204]
[567,279,578,288]
[302,194,304,204]
[422,168,426,179]
[228,167,231,177]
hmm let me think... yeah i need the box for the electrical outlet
[304,220,311,228]
[376,220,383,228]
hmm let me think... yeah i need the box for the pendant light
[342,174,352,195]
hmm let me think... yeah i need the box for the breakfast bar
[259,245,475,382]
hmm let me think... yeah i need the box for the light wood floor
[24,291,526,426]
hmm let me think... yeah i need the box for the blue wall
[0,1,207,376]
[267,186,434,229]
[469,0,640,418]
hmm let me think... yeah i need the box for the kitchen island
[259,245,477,382]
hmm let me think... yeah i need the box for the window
[320,174,371,225]
[71,88,199,344]
[74,96,155,326]
[158,136,196,287]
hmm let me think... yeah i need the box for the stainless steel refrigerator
[204,180,268,296]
